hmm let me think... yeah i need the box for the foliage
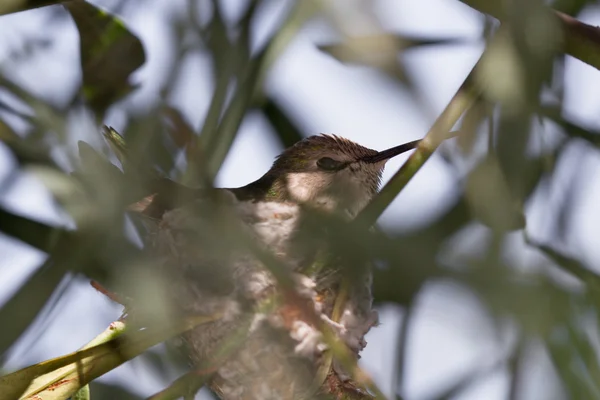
[1,0,600,399]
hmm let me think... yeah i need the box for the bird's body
[132,135,418,399]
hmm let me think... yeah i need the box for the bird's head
[244,135,418,216]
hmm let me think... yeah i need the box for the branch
[459,0,600,70]
[355,57,483,226]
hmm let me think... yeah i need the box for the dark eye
[317,157,344,171]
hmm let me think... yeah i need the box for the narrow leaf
[0,315,221,400]
[64,1,145,116]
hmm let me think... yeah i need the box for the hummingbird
[128,134,419,399]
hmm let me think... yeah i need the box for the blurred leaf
[541,106,600,149]
[546,326,600,399]
[526,236,600,290]
[262,97,305,148]
[460,266,576,335]
[88,381,141,400]
[319,33,472,65]
[456,99,490,154]
[196,0,318,181]
[0,315,220,400]
[0,207,62,252]
[0,0,67,16]
[76,141,126,202]
[72,385,90,400]
[552,0,595,15]
[356,57,482,227]
[161,106,196,150]
[102,126,128,169]
[426,361,504,400]
[0,258,66,359]
[64,0,145,117]
[0,206,139,357]
[465,155,526,231]
[459,0,600,71]
[0,76,64,134]
[372,195,472,304]
[0,126,57,168]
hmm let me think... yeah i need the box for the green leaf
[318,33,471,65]
[262,97,305,148]
[0,207,62,252]
[71,385,90,400]
[190,0,318,183]
[541,106,600,149]
[525,235,600,290]
[0,258,66,359]
[102,126,128,167]
[63,1,145,117]
[465,155,526,231]
[0,315,221,400]
[0,0,66,16]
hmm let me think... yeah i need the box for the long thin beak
[361,139,421,164]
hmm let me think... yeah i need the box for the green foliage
[1,0,600,399]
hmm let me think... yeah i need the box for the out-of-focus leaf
[546,326,600,399]
[552,0,596,15]
[12,320,127,400]
[0,207,62,252]
[76,141,126,197]
[88,381,141,400]
[262,97,305,148]
[541,106,600,148]
[0,315,220,400]
[465,155,526,231]
[71,384,90,400]
[372,196,472,305]
[565,322,600,394]
[102,126,128,168]
[460,266,576,335]
[425,361,504,400]
[0,127,56,168]
[319,33,472,66]
[63,0,145,117]
[0,76,64,134]
[162,107,196,150]
[526,236,600,290]
[0,259,66,359]
[456,99,489,154]
[0,0,67,16]
[196,0,318,181]
[0,206,138,357]
[147,313,254,400]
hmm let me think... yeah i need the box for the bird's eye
[317,157,344,171]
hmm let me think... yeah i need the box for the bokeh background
[2,0,600,399]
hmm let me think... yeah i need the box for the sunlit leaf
[0,315,221,400]
[71,385,90,400]
[102,126,128,167]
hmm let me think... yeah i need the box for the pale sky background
[1,0,600,399]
